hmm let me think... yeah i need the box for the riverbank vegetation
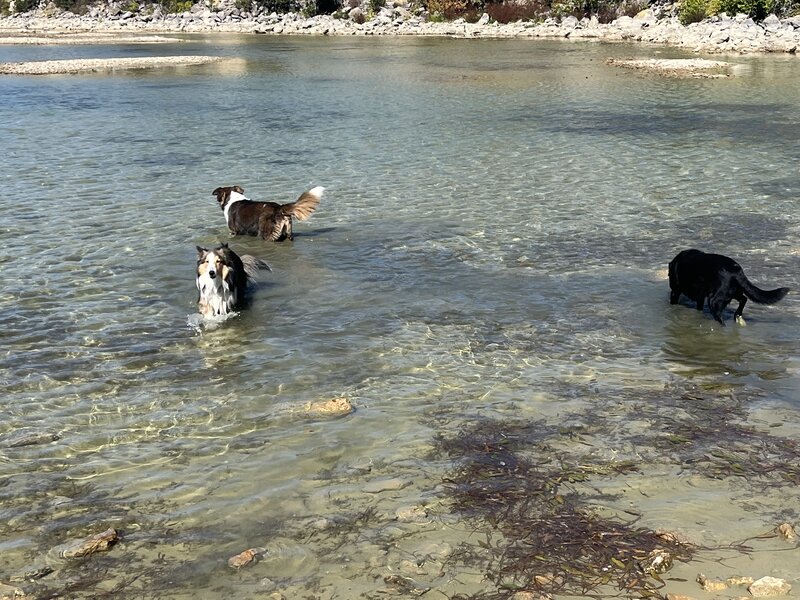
[678,0,798,24]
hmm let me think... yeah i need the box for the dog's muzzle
[208,270,216,279]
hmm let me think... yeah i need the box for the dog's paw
[735,315,747,326]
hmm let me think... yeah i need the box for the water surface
[1,35,799,598]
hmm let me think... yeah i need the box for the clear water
[1,35,799,598]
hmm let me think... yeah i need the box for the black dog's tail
[735,271,789,305]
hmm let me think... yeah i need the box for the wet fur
[668,249,789,325]
[196,243,270,318]
[212,185,324,241]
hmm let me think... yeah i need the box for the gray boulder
[561,15,579,28]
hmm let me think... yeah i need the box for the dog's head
[196,243,235,287]
[212,185,246,211]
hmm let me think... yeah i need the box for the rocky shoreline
[1,3,800,55]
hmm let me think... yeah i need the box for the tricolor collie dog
[212,185,324,241]
[196,243,270,319]
[668,248,789,325]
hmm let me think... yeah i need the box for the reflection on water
[0,35,798,599]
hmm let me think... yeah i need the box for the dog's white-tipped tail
[289,186,324,221]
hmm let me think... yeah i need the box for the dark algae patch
[431,418,696,599]
[428,385,800,600]
[650,391,800,485]
[6,387,799,599]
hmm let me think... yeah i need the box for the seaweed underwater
[648,391,800,485]
[4,383,799,599]
[428,385,800,600]
[431,418,696,600]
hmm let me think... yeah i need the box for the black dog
[668,249,789,325]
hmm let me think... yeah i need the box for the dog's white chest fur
[223,190,249,224]
[196,260,238,318]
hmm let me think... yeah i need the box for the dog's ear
[233,185,244,194]
[220,242,229,249]
[196,246,207,257]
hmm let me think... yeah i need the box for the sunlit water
[1,35,799,598]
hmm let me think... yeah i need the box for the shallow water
[0,35,798,598]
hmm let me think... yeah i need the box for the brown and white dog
[212,185,324,241]
[196,243,270,319]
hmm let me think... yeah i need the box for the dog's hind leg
[258,214,277,241]
[733,293,747,325]
[669,289,680,304]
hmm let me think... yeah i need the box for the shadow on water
[751,175,800,199]
[668,213,790,249]
[290,226,338,238]
[532,102,800,147]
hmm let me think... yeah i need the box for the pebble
[748,576,792,597]
[0,583,27,600]
[302,397,355,418]
[362,477,409,493]
[637,548,672,574]
[511,592,547,600]
[776,522,796,540]
[58,527,119,559]
[696,572,728,592]
[227,547,266,569]
[383,574,431,596]
[395,505,428,522]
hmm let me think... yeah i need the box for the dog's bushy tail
[736,271,789,305]
[282,186,324,221]
[241,255,271,281]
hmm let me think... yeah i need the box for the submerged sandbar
[606,57,735,78]
[0,55,222,74]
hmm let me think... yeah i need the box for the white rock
[748,576,792,597]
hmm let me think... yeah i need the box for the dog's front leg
[708,294,727,326]
[694,296,706,311]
